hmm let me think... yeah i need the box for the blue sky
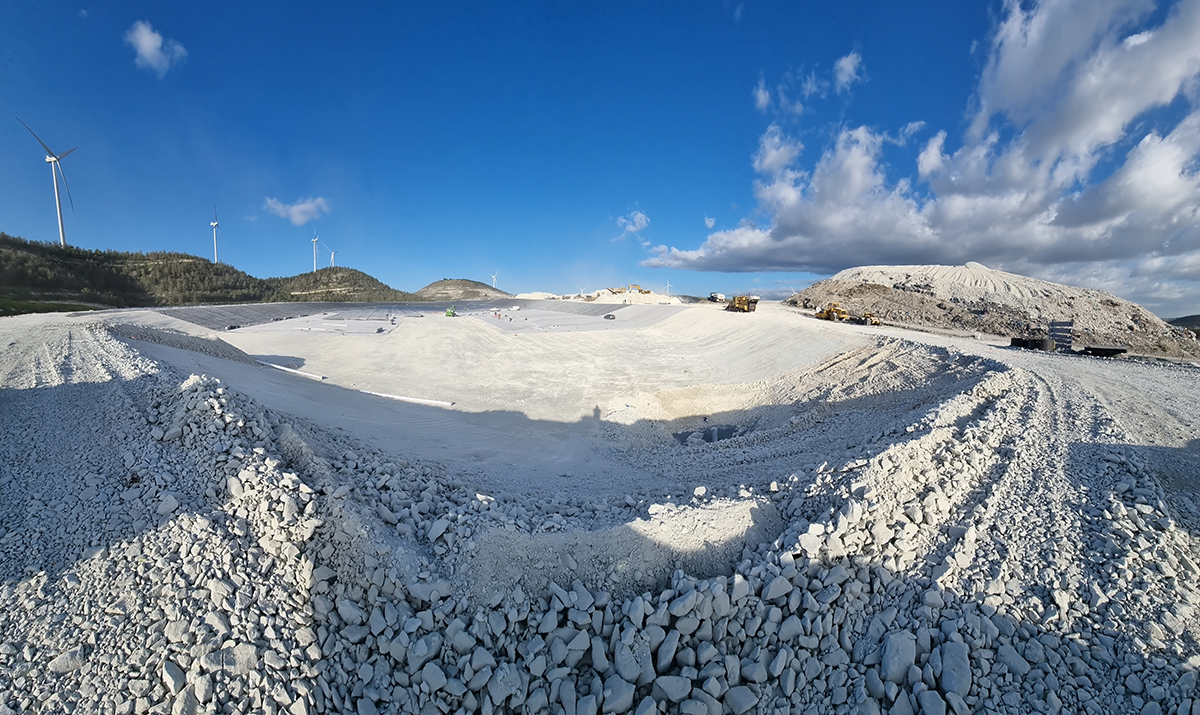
[3,1,1199,317]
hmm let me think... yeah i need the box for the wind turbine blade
[15,116,55,156]
[56,162,75,211]
[57,147,78,160]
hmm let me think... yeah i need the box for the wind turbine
[322,241,336,267]
[490,270,499,288]
[17,116,76,248]
[311,231,319,273]
[210,208,220,263]
[576,285,589,296]
[664,279,672,296]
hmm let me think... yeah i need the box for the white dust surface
[1,302,1199,715]
[139,303,862,495]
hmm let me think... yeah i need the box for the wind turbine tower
[322,241,336,267]
[491,270,499,288]
[664,279,672,296]
[312,232,319,273]
[17,117,76,248]
[210,209,220,263]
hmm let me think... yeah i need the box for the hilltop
[789,262,1199,356]
[414,278,511,301]
[0,233,417,315]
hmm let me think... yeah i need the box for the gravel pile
[105,323,257,365]
[1,319,1198,715]
[788,263,1198,356]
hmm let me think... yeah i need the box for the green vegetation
[0,233,419,314]
[0,297,100,317]
[265,268,418,303]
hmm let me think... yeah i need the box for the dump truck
[815,303,849,321]
[725,295,759,312]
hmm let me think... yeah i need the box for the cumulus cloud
[124,21,187,78]
[264,197,331,226]
[833,52,863,93]
[705,216,716,229]
[615,210,650,240]
[644,0,1200,316]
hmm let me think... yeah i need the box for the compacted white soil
[0,301,1197,715]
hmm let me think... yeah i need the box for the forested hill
[0,233,418,315]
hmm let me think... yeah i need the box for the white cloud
[705,216,716,229]
[752,124,802,176]
[264,197,331,226]
[124,21,187,79]
[833,52,863,93]
[753,78,771,112]
[644,0,1200,317]
[615,210,650,240]
[802,71,826,99]
[898,121,926,145]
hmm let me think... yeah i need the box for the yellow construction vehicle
[815,303,849,321]
[855,312,882,326]
[725,295,760,312]
[627,284,652,294]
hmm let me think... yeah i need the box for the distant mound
[0,232,418,314]
[264,267,417,303]
[788,263,1198,356]
[415,279,511,301]
[1171,314,1200,339]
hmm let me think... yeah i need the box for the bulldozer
[815,302,849,321]
[855,312,882,326]
[725,295,760,312]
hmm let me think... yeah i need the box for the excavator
[816,302,882,325]
[725,295,760,312]
[815,303,849,321]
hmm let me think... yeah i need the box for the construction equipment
[445,306,457,317]
[628,284,652,294]
[815,303,849,321]
[725,295,759,312]
[855,312,882,326]
[709,292,725,302]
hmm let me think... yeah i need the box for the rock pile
[0,322,1197,715]
[788,263,1198,356]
